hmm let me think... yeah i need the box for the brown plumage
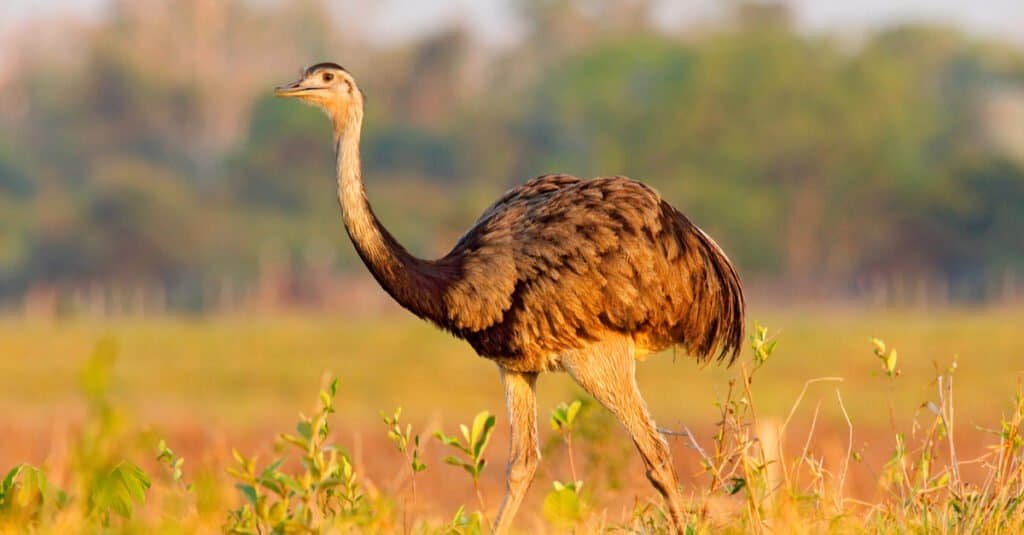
[438,173,743,369]
[275,63,745,534]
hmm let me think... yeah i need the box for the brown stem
[709,379,736,493]
[473,479,491,529]
[566,433,578,484]
[401,494,408,535]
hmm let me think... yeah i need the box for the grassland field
[1,306,1022,532]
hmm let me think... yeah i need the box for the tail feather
[660,199,745,366]
[690,225,746,365]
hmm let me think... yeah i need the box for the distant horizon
[3,0,1023,49]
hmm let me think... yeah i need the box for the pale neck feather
[333,107,446,321]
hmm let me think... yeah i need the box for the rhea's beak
[274,79,318,98]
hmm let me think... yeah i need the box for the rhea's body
[275,62,745,534]
[417,173,743,373]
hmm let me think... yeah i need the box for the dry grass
[0,307,1023,533]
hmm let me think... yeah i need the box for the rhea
[275,63,744,534]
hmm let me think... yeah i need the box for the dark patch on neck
[305,62,347,76]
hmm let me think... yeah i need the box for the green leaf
[256,476,283,497]
[55,488,69,508]
[470,412,487,445]
[93,462,151,519]
[444,456,466,468]
[432,430,454,445]
[296,420,312,441]
[156,439,173,462]
[472,413,496,459]
[260,458,285,479]
[566,400,582,426]
[170,457,184,481]
[236,483,258,506]
[551,403,570,431]
[434,431,471,455]
[2,464,52,507]
[279,433,307,450]
[268,501,286,524]
[451,505,467,524]
[319,390,333,412]
[885,350,898,375]
[24,468,43,493]
[119,464,149,504]
[543,481,585,527]
[1,464,25,498]
[318,477,341,490]
[280,474,305,494]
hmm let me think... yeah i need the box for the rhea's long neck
[335,110,446,321]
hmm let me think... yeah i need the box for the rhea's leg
[492,368,540,534]
[561,339,687,533]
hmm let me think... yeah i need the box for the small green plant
[156,439,188,490]
[550,399,583,484]
[872,337,899,378]
[90,461,152,523]
[434,411,496,518]
[381,407,427,479]
[0,463,68,529]
[155,437,200,522]
[73,338,155,526]
[750,321,778,369]
[381,407,427,533]
[544,399,590,528]
[542,480,587,529]
[871,337,903,455]
[0,339,170,531]
[665,321,787,533]
[442,505,487,535]
[224,378,371,534]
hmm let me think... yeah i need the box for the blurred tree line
[1,0,1023,307]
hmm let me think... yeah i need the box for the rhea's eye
[322,72,334,83]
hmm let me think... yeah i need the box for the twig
[566,432,579,484]
[779,376,846,433]
[937,374,962,496]
[473,480,490,529]
[777,377,845,489]
[709,379,738,492]
[661,425,722,490]
[793,400,822,491]
[835,389,854,514]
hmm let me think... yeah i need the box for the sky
[3,0,1023,47]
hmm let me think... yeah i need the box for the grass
[0,306,1023,532]
[3,307,1022,428]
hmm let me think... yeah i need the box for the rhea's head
[275,62,364,129]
